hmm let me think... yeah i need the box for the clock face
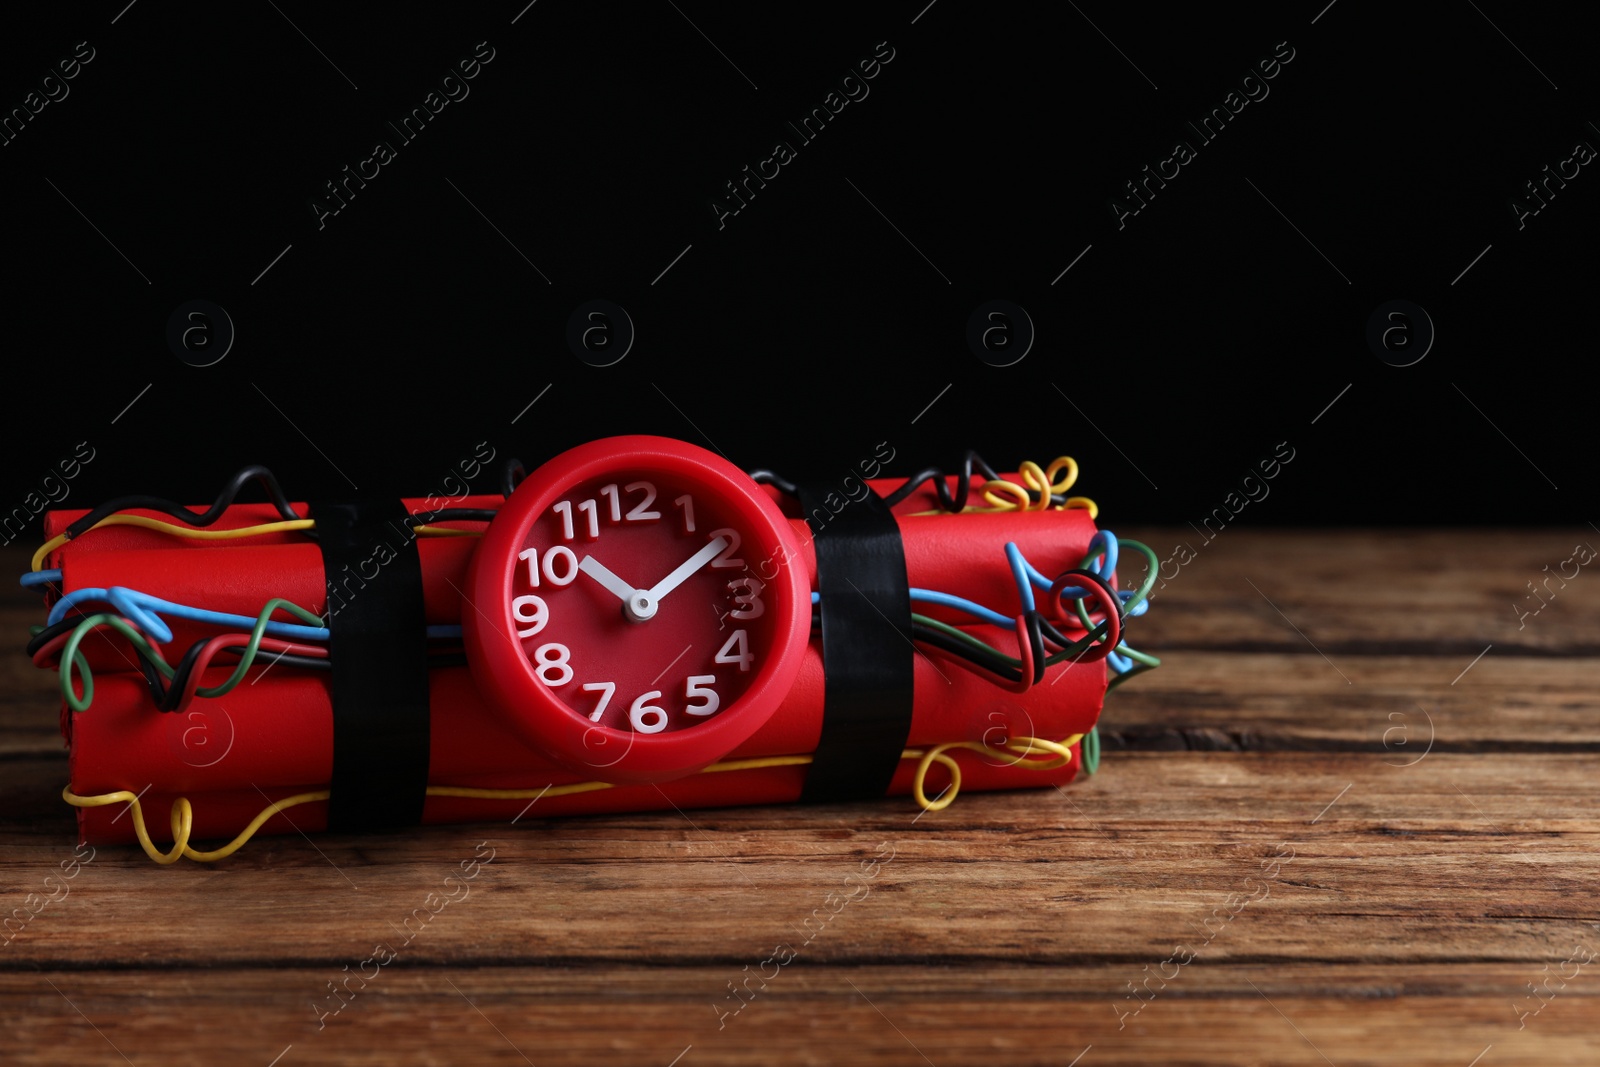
[464,436,811,783]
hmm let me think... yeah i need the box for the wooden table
[3,531,1597,1066]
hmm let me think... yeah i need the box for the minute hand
[647,536,729,602]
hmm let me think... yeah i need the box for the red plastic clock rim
[463,435,812,783]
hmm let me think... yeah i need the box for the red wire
[919,641,1016,687]
[32,625,327,712]
[1010,615,1035,694]
[1046,570,1122,663]
[172,634,327,712]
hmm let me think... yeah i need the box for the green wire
[59,614,175,713]
[914,611,1117,675]
[194,597,323,699]
[56,597,323,713]
[1067,537,1161,672]
[1115,645,1161,669]
[913,613,1020,669]
[1082,725,1100,774]
[1106,538,1159,615]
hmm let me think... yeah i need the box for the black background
[0,1,1590,532]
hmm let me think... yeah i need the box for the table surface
[2,530,1597,1066]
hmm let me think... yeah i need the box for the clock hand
[578,555,640,603]
[646,536,729,604]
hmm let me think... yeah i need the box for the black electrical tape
[310,500,431,832]
[795,483,914,802]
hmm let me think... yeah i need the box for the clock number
[512,594,549,637]
[534,643,574,686]
[581,681,616,722]
[674,493,696,534]
[629,690,668,733]
[708,528,744,569]
[553,499,601,540]
[552,500,574,541]
[544,546,578,584]
[726,577,764,620]
[520,545,578,588]
[715,629,754,672]
[599,483,621,523]
[624,481,661,521]
[684,674,720,716]
[576,499,600,539]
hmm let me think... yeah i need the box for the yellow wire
[979,478,1032,511]
[411,524,482,538]
[62,737,1086,865]
[902,456,1098,519]
[1045,456,1079,493]
[1022,460,1054,512]
[1063,496,1098,520]
[32,515,483,571]
[909,734,1082,812]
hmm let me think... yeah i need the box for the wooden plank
[4,753,1596,968]
[1114,527,1600,656]
[1098,650,1600,752]
[3,964,1597,1067]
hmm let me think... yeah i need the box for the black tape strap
[796,484,915,803]
[310,500,431,832]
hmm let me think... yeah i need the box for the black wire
[1025,611,1046,684]
[500,458,526,498]
[911,624,1023,683]
[213,646,332,672]
[137,650,167,705]
[747,470,800,497]
[1035,612,1075,651]
[159,643,466,712]
[405,508,500,526]
[752,449,1070,514]
[812,603,1024,681]
[63,465,301,541]
[880,450,1002,511]
[157,637,214,711]
[1040,569,1123,665]
[26,618,79,657]
[880,451,1078,511]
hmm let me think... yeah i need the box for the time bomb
[25,436,1160,864]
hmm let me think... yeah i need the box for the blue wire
[909,589,1014,629]
[1003,543,1036,612]
[47,586,464,644]
[48,587,327,643]
[20,570,61,589]
[1014,537,1140,672]
[1018,530,1148,618]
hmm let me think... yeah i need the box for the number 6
[630,691,668,733]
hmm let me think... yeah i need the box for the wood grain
[3,537,1599,1065]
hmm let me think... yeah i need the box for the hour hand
[578,555,638,603]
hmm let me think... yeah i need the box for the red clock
[464,435,812,783]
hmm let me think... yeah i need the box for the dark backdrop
[0,2,1590,533]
